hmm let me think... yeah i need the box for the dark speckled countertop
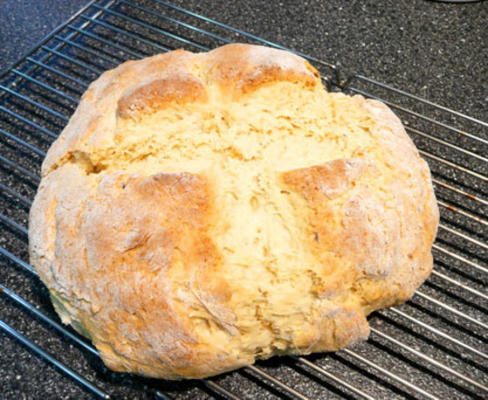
[0,0,88,72]
[0,0,487,399]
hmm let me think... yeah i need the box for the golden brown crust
[81,171,237,378]
[117,74,208,119]
[282,99,438,314]
[30,166,242,378]
[282,158,366,202]
[29,43,438,379]
[205,43,319,96]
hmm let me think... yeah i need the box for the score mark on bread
[29,43,439,379]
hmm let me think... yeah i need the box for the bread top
[29,44,438,379]
[41,43,319,175]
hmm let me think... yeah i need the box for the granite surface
[0,0,88,74]
[0,0,487,399]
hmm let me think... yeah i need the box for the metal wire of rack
[0,0,486,399]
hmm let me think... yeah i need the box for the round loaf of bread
[29,44,439,379]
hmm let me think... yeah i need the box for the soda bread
[29,44,439,379]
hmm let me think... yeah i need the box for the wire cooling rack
[0,1,486,399]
